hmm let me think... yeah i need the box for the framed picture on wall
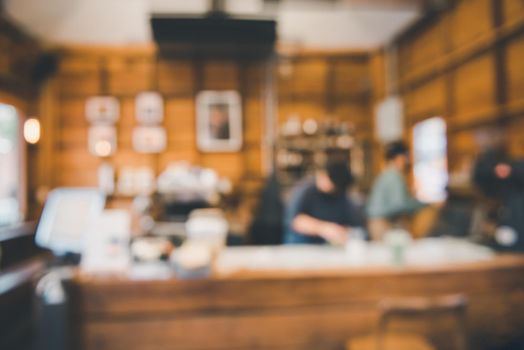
[85,96,120,124]
[135,92,163,125]
[196,91,242,152]
[88,125,117,157]
[132,126,167,154]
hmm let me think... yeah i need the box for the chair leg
[376,315,390,350]
[455,312,468,350]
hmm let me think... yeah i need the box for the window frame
[411,116,449,204]
[0,95,28,228]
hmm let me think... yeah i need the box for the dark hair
[385,141,409,161]
[325,160,354,193]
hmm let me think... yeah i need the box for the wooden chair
[346,294,468,350]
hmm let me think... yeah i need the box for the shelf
[0,222,36,244]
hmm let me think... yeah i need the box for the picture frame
[196,90,242,152]
[135,91,164,125]
[374,96,404,143]
[88,125,117,157]
[85,96,120,124]
[132,126,167,154]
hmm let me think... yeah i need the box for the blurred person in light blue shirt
[367,141,427,240]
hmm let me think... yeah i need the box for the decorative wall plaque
[374,96,404,143]
[135,91,164,125]
[132,126,167,154]
[85,96,120,124]
[88,125,117,157]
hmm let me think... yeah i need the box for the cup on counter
[170,241,213,279]
[383,228,412,267]
[345,227,367,265]
[185,209,229,258]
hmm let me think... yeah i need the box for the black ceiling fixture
[150,0,277,59]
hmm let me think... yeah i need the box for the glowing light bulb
[95,140,112,157]
[24,118,41,144]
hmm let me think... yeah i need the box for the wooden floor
[67,254,524,350]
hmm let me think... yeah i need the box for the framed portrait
[196,91,242,152]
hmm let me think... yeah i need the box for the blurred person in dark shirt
[284,160,365,245]
[472,128,524,252]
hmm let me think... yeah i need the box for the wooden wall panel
[332,104,369,120]
[158,151,199,172]
[46,48,268,203]
[448,0,492,50]
[277,55,373,142]
[397,40,411,83]
[243,64,265,99]
[278,59,328,98]
[332,60,370,98]
[502,0,524,26]
[199,153,245,181]
[395,0,524,190]
[369,50,386,101]
[165,100,195,134]
[0,35,9,76]
[244,146,264,176]
[404,78,446,120]
[157,59,194,96]
[56,170,98,187]
[447,130,479,170]
[112,150,157,170]
[452,53,496,124]
[164,98,196,145]
[507,116,524,158]
[244,99,263,143]
[44,48,375,208]
[57,126,87,149]
[56,150,99,187]
[107,57,154,96]
[333,104,371,136]
[118,97,137,129]
[58,98,89,128]
[203,61,240,90]
[278,99,328,124]
[407,19,445,71]
[57,55,103,98]
[506,34,524,104]
[0,16,41,97]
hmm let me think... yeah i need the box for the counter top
[67,246,524,350]
[74,238,508,282]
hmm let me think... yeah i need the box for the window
[0,103,22,226]
[412,117,448,203]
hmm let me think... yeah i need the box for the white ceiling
[4,0,421,49]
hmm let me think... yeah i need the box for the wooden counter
[67,254,524,350]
